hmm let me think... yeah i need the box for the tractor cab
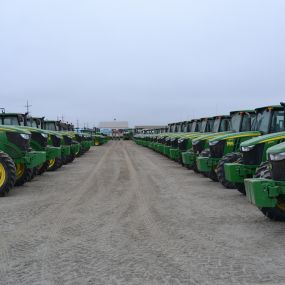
[251,105,284,134]
[224,104,285,193]
[190,119,202,133]
[183,121,192,133]
[26,116,44,129]
[0,112,26,127]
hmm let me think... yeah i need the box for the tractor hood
[240,131,285,147]
[266,142,285,155]
[208,131,261,144]
[193,131,233,144]
[0,125,31,135]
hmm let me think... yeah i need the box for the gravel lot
[0,141,285,285]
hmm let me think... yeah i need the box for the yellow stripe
[260,135,285,143]
[225,133,260,140]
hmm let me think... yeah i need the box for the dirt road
[0,141,285,285]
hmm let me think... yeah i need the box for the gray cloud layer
[1,0,285,127]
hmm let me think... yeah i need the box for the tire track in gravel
[122,144,202,284]
[40,142,116,285]
[0,147,111,283]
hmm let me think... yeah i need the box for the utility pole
[25,100,32,114]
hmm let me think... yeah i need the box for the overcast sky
[0,1,285,127]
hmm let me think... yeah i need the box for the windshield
[254,109,272,133]
[230,113,242,132]
[200,120,207,132]
[240,113,254,132]
[220,118,230,132]
[45,122,57,131]
[212,118,221,133]
[2,116,23,126]
[27,119,38,128]
[207,119,214,132]
[190,122,197,132]
[270,110,285,132]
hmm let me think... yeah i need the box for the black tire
[26,168,37,182]
[217,152,242,189]
[37,161,49,175]
[15,166,33,187]
[67,154,76,163]
[0,152,16,196]
[254,163,285,221]
[47,157,62,172]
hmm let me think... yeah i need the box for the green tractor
[197,105,284,190]
[0,124,46,189]
[0,112,60,179]
[180,115,232,169]
[169,117,215,162]
[244,142,285,221]
[191,110,255,176]
[224,104,285,194]
[43,120,80,165]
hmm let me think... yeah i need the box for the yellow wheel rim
[16,164,25,180]
[48,159,55,168]
[0,163,6,188]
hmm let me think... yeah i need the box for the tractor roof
[0,112,25,116]
[255,105,284,112]
[230,110,255,115]
[213,115,231,119]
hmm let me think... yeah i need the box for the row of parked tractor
[0,112,110,197]
[134,103,285,221]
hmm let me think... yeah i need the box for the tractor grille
[193,141,204,154]
[51,135,61,147]
[210,141,225,158]
[63,135,72,145]
[31,132,48,148]
[178,139,188,151]
[171,138,178,148]
[6,131,30,151]
[242,144,264,165]
[165,138,171,146]
[271,160,285,181]
[159,138,165,144]
[75,134,82,142]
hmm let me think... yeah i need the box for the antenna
[25,100,32,114]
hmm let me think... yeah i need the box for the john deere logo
[227,140,234,147]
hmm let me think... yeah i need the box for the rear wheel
[0,152,16,196]
[254,163,285,221]
[15,163,33,186]
[217,152,242,189]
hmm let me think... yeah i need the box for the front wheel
[254,163,285,221]
[217,152,242,189]
[47,157,62,172]
[15,164,33,186]
[0,152,16,196]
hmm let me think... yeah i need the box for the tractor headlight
[241,145,255,152]
[209,140,219,146]
[41,133,48,138]
[20,133,30,140]
[269,152,285,161]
